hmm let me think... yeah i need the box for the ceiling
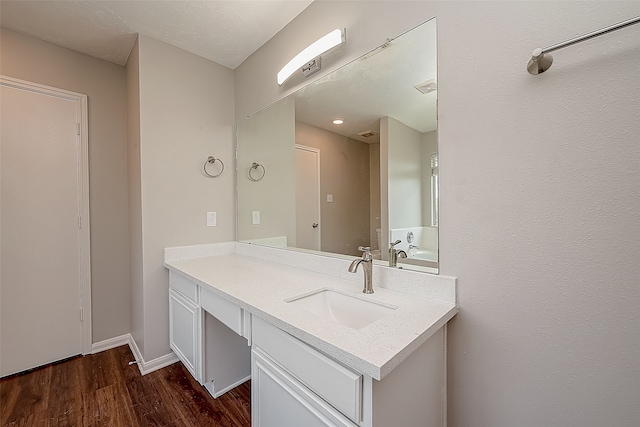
[291,18,437,143]
[0,0,313,68]
[3,1,437,141]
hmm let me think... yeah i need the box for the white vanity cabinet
[165,247,457,427]
[251,316,447,427]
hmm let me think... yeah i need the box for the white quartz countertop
[165,251,457,380]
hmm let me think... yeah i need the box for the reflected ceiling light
[277,28,346,86]
[332,119,344,125]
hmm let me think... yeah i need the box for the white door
[1,77,91,377]
[295,145,320,251]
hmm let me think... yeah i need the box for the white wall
[235,2,640,426]
[1,28,131,344]
[237,97,296,244]
[387,117,423,230]
[369,142,381,251]
[129,35,235,361]
[126,38,144,355]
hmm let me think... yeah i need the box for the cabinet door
[169,288,201,380]
[252,348,357,427]
[252,316,361,421]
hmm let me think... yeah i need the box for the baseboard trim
[126,333,144,369]
[91,334,179,376]
[138,351,180,375]
[91,334,131,354]
[204,375,251,398]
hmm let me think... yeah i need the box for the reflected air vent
[358,130,376,138]
[414,79,437,94]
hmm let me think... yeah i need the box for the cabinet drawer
[201,286,243,336]
[252,348,358,427]
[252,316,362,423]
[169,271,198,302]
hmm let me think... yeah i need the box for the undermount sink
[285,288,397,330]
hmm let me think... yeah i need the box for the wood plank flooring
[0,345,251,426]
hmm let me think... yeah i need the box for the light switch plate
[252,211,260,225]
[327,194,333,203]
[207,212,217,227]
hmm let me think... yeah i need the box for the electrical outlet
[252,211,260,225]
[207,212,217,227]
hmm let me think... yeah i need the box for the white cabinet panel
[169,271,198,302]
[252,316,362,423]
[169,288,200,380]
[200,286,243,335]
[252,348,357,427]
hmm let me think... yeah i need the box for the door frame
[1,76,92,355]
[294,144,321,250]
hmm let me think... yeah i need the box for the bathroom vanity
[164,242,457,427]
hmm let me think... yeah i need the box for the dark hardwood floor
[0,345,251,426]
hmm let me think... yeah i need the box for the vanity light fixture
[277,28,346,86]
[332,118,344,125]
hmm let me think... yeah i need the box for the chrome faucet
[389,240,407,268]
[348,246,374,294]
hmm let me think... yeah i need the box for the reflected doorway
[295,145,320,251]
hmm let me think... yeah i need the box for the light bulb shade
[277,28,346,85]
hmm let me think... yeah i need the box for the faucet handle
[357,246,372,260]
[389,240,401,248]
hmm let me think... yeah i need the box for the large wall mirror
[237,18,438,273]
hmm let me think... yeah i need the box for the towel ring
[248,162,265,181]
[203,156,224,178]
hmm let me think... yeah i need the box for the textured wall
[1,28,131,344]
[126,38,144,356]
[387,117,423,230]
[237,97,296,244]
[134,35,236,361]
[235,2,640,426]
[439,3,640,426]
